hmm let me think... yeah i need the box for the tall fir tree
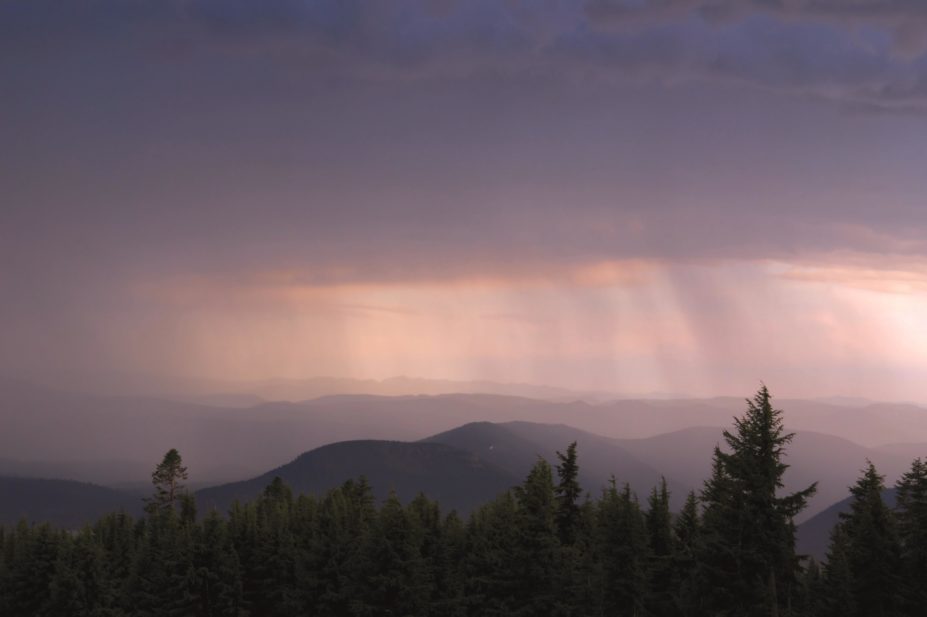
[512,458,563,617]
[598,479,649,617]
[833,462,901,617]
[895,457,927,614]
[672,491,701,617]
[145,449,189,514]
[697,385,816,617]
[555,442,582,545]
[645,478,675,617]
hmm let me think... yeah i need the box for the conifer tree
[145,449,189,514]
[672,491,701,617]
[895,457,927,613]
[192,510,244,617]
[697,385,816,617]
[463,492,522,616]
[360,492,431,616]
[512,458,562,616]
[834,462,901,617]
[645,478,675,617]
[555,442,582,545]
[598,479,649,617]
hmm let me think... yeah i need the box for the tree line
[1,386,926,616]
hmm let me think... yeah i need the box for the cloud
[4,0,927,395]
[585,0,927,53]
[4,0,927,109]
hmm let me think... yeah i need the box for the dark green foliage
[697,385,816,617]
[824,462,901,617]
[4,388,927,616]
[555,441,582,545]
[821,525,855,617]
[671,491,701,616]
[646,478,675,617]
[594,479,650,616]
[895,458,927,613]
[145,449,189,514]
[511,459,562,616]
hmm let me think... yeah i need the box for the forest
[1,386,925,617]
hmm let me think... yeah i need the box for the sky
[3,0,927,400]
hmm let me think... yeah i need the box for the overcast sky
[3,0,927,399]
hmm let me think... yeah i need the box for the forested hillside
[2,387,926,617]
[196,440,517,516]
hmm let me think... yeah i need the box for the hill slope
[423,421,688,507]
[196,440,516,515]
[5,378,927,492]
[0,476,140,527]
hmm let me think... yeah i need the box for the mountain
[796,488,900,561]
[0,458,152,485]
[5,377,927,491]
[872,442,927,462]
[423,421,688,507]
[24,372,623,403]
[0,476,140,527]
[196,440,517,516]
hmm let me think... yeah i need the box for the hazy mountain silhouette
[0,458,152,485]
[31,372,623,403]
[0,476,140,527]
[424,421,688,507]
[196,441,517,516]
[4,377,927,498]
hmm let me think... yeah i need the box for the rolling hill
[4,377,927,507]
[196,440,517,516]
[0,476,140,527]
[424,421,689,507]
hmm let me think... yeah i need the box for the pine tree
[309,478,376,615]
[697,385,816,617]
[512,458,562,616]
[44,528,117,617]
[555,442,582,545]
[794,558,826,617]
[645,478,675,617]
[895,457,927,613]
[130,507,197,617]
[192,510,243,617]
[5,522,62,617]
[598,479,649,617]
[462,492,522,616]
[359,492,431,616]
[672,491,701,617]
[834,462,901,617]
[145,449,189,514]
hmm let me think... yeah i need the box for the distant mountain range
[2,376,926,553]
[4,377,927,491]
[424,422,690,507]
[18,373,629,404]
[194,420,694,516]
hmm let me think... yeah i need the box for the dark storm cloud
[3,0,927,107]
[4,0,927,281]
